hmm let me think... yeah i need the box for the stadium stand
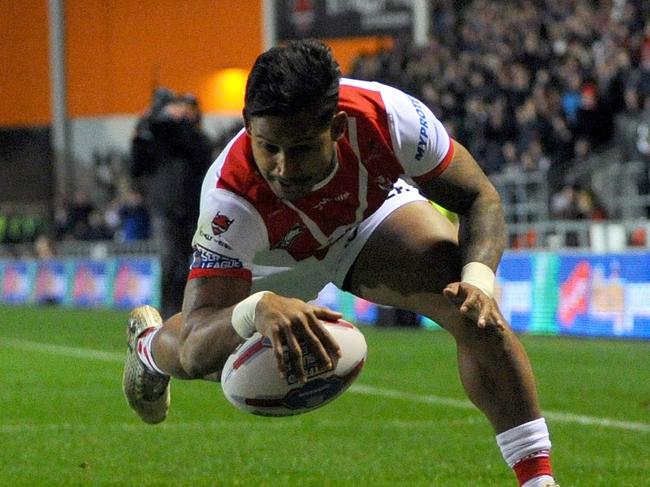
[1,0,650,256]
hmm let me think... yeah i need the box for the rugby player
[122,40,558,487]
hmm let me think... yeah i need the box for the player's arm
[376,81,504,328]
[176,276,249,379]
[185,188,342,381]
[178,275,342,383]
[419,141,505,269]
[417,141,506,329]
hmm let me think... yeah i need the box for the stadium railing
[489,158,650,250]
[55,239,160,258]
[1,219,647,257]
[489,169,549,225]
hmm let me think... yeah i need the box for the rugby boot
[122,305,170,424]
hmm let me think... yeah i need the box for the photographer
[131,88,214,318]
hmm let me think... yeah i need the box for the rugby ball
[221,320,367,416]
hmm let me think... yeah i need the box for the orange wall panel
[0,0,51,126]
[0,1,392,124]
[65,0,263,117]
[327,36,394,75]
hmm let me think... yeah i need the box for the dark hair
[244,39,341,127]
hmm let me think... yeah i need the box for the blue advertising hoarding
[71,260,113,308]
[112,258,161,309]
[0,257,160,310]
[1,251,650,339]
[494,251,650,339]
[1,260,36,305]
[316,251,650,339]
[556,253,650,339]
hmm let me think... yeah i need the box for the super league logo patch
[191,245,243,270]
[211,212,234,236]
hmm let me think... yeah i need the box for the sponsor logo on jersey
[272,223,304,250]
[408,96,429,161]
[387,181,413,199]
[191,245,243,270]
[211,212,234,235]
[313,191,351,210]
[199,226,234,250]
[374,175,394,193]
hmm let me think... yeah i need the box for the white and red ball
[221,320,367,416]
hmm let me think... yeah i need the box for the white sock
[496,418,552,467]
[496,418,554,485]
[136,327,167,375]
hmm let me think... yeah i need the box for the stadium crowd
[350,0,650,180]
[2,0,650,255]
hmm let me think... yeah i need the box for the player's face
[247,111,347,201]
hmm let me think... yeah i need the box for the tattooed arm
[418,140,506,328]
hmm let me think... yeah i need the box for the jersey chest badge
[211,212,234,235]
[272,223,304,250]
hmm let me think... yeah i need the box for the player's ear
[330,111,347,141]
[243,109,251,134]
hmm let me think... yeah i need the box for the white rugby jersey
[189,78,454,282]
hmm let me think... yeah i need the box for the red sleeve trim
[412,138,455,184]
[187,268,252,281]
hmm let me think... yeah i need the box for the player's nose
[276,155,303,179]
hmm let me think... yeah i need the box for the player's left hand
[442,282,505,330]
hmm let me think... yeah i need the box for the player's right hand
[443,281,506,330]
[254,294,342,384]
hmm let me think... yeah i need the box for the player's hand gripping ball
[221,320,367,416]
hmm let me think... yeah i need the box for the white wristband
[231,291,271,339]
[461,262,495,298]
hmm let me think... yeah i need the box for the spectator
[629,22,650,100]
[573,83,614,149]
[550,184,583,220]
[83,210,114,241]
[550,183,607,221]
[348,0,646,180]
[117,189,151,242]
[561,73,583,126]
[34,235,55,259]
[131,88,214,318]
[500,141,521,175]
[67,190,95,240]
[576,187,608,221]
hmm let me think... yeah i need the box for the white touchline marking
[2,338,649,434]
[2,338,123,362]
[349,385,650,433]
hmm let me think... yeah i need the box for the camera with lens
[131,87,205,177]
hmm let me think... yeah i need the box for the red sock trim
[137,326,156,341]
[513,455,553,486]
[136,327,158,371]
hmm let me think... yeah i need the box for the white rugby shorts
[250,179,427,301]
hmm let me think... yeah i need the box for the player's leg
[345,200,540,430]
[123,258,331,423]
[343,200,557,486]
[122,304,239,422]
[122,305,171,424]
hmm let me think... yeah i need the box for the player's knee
[454,321,513,356]
[179,345,221,379]
[178,352,200,378]
[415,239,462,293]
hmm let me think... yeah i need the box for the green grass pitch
[1,305,649,486]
